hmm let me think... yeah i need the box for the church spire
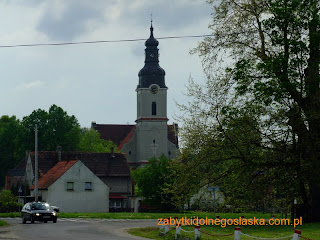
[137,22,166,89]
[145,20,159,47]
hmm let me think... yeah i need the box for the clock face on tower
[150,85,159,94]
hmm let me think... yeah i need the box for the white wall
[45,161,109,212]
[137,88,167,119]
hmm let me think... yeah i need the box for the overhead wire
[0,34,214,48]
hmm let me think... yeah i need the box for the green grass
[128,222,320,240]
[56,211,284,219]
[0,212,20,218]
[0,211,284,219]
[0,220,9,227]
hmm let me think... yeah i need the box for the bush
[0,190,21,213]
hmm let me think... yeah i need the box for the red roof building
[29,160,77,190]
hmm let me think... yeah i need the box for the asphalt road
[0,217,157,240]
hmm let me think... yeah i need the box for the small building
[30,160,109,212]
[6,150,132,212]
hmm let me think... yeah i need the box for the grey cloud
[132,43,145,58]
[123,1,211,33]
[37,1,106,40]
[4,0,42,6]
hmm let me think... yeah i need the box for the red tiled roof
[13,151,130,179]
[118,126,136,150]
[30,160,78,190]
[30,151,61,178]
[75,152,130,177]
[93,124,135,146]
[94,123,178,150]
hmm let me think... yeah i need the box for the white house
[30,160,109,212]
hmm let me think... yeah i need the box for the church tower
[98,23,180,166]
[135,22,169,162]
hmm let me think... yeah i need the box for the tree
[131,155,179,211]
[0,190,21,212]
[78,128,118,153]
[21,104,81,151]
[180,0,320,221]
[0,116,24,188]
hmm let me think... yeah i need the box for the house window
[67,182,74,191]
[152,102,156,115]
[85,182,92,191]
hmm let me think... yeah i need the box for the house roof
[92,124,135,146]
[65,152,130,177]
[30,151,62,178]
[7,156,28,177]
[92,123,179,149]
[118,126,136,150]
[8,151,130,181]
[30,160,78,190]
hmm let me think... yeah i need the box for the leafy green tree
[21,104,81,151]
[0,190,21,212]
[180,0,320,220]
[132,155,179,211]
[79,128,118,153]
[0,116,24,188]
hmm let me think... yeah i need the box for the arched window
[152,102,156,115]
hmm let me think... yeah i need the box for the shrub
[0,190,21,212]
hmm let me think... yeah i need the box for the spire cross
[150,13,154,37]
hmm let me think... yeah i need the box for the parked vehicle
[50,206,59,212]
[21,202,58,224]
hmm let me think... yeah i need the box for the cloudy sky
[0,0,212,127]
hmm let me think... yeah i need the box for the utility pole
[35,124,38,202]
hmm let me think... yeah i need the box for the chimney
[56,146,62,162]
[91,121,97,130]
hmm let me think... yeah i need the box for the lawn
[0,212,20,218]
[128,222,320,240]
[0,211,287,219]
[0,211,285,219]
[0,220,8,227]
[59,211,286,219]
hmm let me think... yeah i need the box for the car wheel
[22,216,26,224]
[30,216,34,224]
[44,220,47,223]
[53,219,57,223]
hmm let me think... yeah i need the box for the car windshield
[31,203,50,210]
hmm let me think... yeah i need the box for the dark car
[21,202,58,224]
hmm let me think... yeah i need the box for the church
[5,23,180,212]
[92,23,180,166]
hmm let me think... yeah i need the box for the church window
[152,102,156,115]
[168,151,171,156]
